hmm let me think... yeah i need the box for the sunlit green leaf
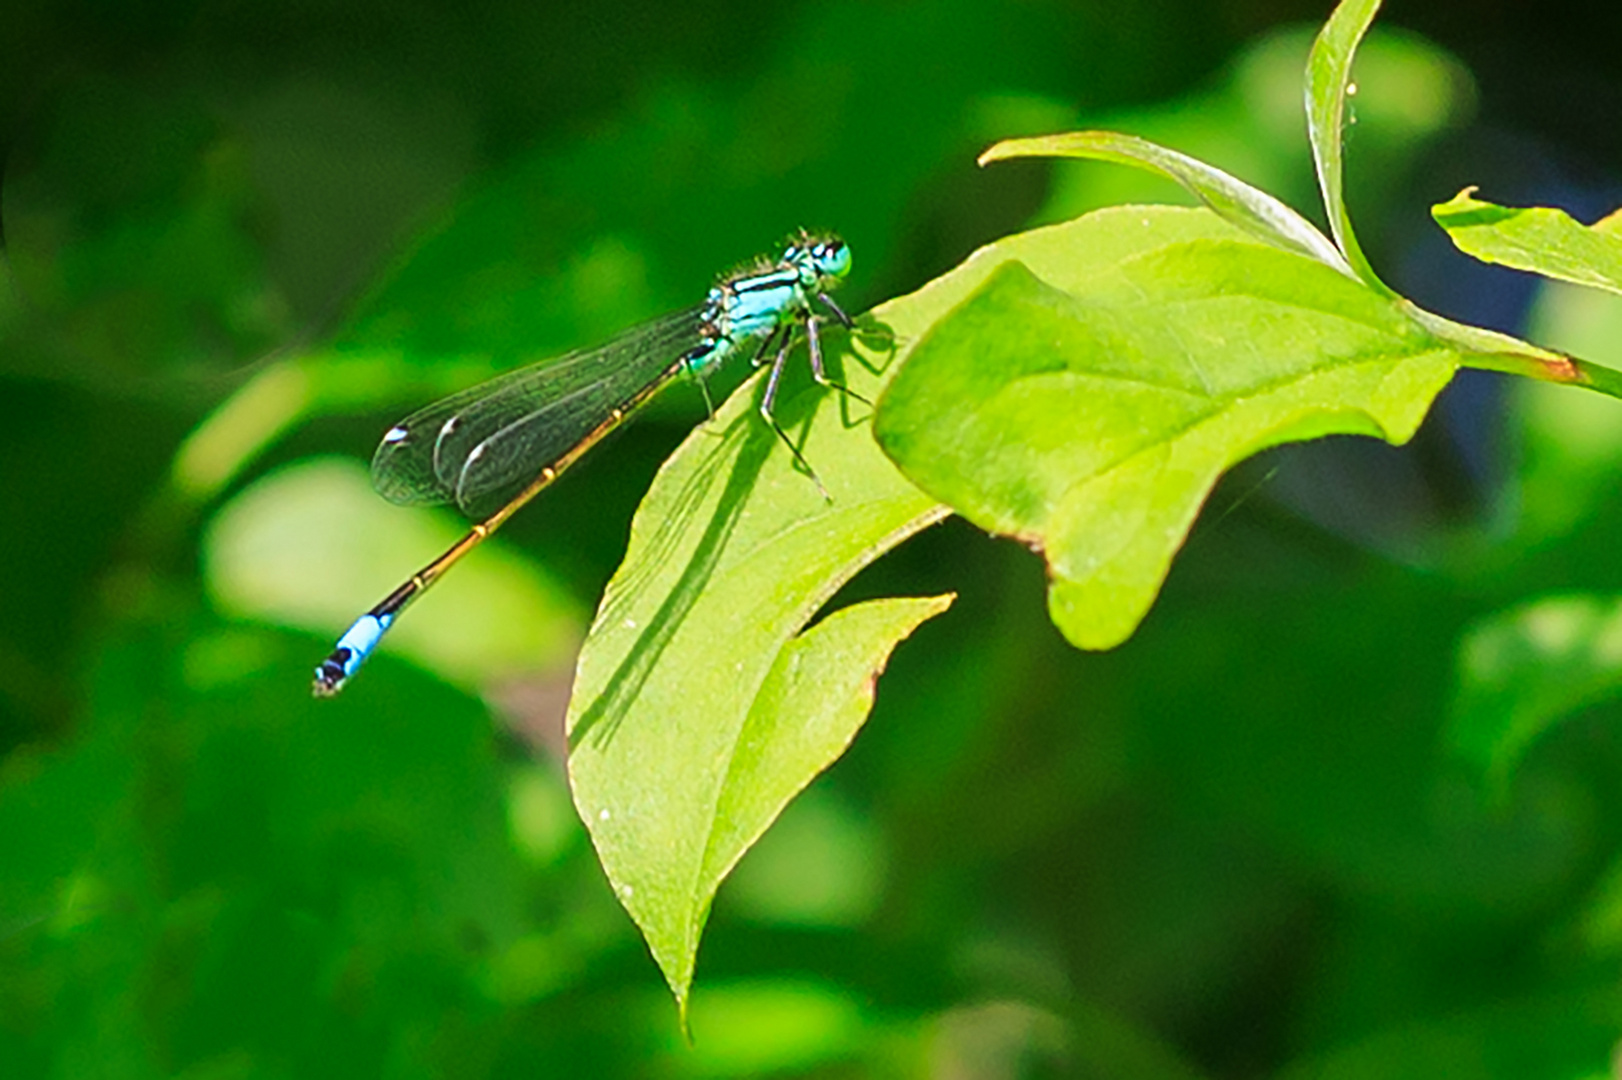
[1433,188,1622,296]
[564,305,949,1010]
[702,597,947,882]
[874,206,1458,650]
[573,590,950,1015]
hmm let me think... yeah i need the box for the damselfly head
[810,237,851,283]
[782,232,850,289]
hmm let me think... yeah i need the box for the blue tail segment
[312,232,852,697]
[313,612,395,697]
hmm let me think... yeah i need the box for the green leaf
[1451,594,1622,790]
[980,130,1355,278]
[564,302,950,1012]
[573,591,952,1018]
[701,596,952,916]
[1433,188,1622,296]
[873,207,1460,651]
[1304,0,1389,293]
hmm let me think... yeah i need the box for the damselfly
[313,233,854,696]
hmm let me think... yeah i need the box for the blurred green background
[5,1,1622,1076]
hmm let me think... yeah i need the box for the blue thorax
[684,236,851,374]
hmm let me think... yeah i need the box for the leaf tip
[977,140,1022,167]
[676,994,694,1044]
[1012,531,1046,557]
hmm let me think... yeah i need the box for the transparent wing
[371,307,705,517]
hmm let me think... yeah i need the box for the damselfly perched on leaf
[313,233,855,696]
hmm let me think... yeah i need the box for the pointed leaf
[1433,188,1622,296]
[874,207,1460,650]
[572,587,951,1015]
[697,596,950,1002]
[565,281,953,1010]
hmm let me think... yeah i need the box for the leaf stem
[1461,350,1622,399]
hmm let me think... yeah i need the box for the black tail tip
[312,655,348,698]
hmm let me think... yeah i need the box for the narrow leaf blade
[981,130,1354,278]
[1305,0,1389,292]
